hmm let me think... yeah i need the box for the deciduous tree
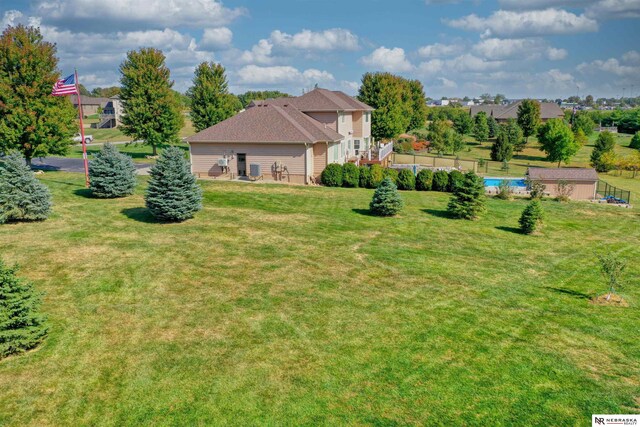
[590,131,616,172]
[517,99,541,143]
[188,62,241,132]
[538,119,580,167]
[358,72,411,139]
[473,111,489,142]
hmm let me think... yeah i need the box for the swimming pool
[483,177,527,188]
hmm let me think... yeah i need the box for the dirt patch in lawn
[590,293,629,307]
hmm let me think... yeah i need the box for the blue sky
[1,0,639,99]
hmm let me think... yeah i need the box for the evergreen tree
[0,259,48,359]
[487,116,499,138]
[0,152,52,224]
[0,25,76,165]
[473,111,489,142]
[341,162,360,188]
[396,168,416,190]
[88,143,137,198]
[591,131,616,172]
[188,62,241,132]
[369,178,403,216]
[519,199,544,234]
[416,169,433,191]
[628,132,640,150]
[517,99,541,143]
[538,119,580,167]
[358,72,411,139]
[145,146,202,221]
[447,172,486,220]
[119,48,183,156]
[491,119,521,161]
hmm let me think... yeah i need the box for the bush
[145,146,203,221]
[369,178,403,216]
[630,132,640,149]
[358,165,372,188]
[447,172,486,220]
[496,180,514,200]
[528,180,546,199]
[555,179,575,202]
[448,170,464,192]
[519,199,544,234]
[369,164,385,188]
[383,168,399,184]
[0,259,48,359]
[432,170,449,192]
[396,169,416,190]
[321,163,343,187]
[0,152,52,224]
[342,163,360,188]
[88,143,137,198]
[416,169,433,191]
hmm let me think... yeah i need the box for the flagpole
[75,69,90,188]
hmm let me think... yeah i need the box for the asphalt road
[31,157,152,175]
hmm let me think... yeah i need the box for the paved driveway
[31,157,153,175]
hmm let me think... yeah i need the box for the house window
[354,139,361,154]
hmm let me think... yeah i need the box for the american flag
[52,74,78,96]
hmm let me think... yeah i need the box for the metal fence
[392,153,478,172]
[597,180,631,204]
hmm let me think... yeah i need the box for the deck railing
[378,142,393,161]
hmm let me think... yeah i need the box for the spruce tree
[145,146,202,221]
[0,259,48,359]
[0,152,52,224]
[447,172,486,220]
[519,200,544,234]
[89,143,137,198]
[630,132,640,150]
[369,178,403,216]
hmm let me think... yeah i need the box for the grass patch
[0,172,638,424]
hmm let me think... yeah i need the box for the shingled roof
[527,167,599,181]
[470,101,564,120]
[285,88,374,112]
[187,104,344,144]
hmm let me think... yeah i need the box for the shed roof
[527,167,599,182]
[186,104,344,144]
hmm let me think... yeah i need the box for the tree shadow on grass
[495,226,523,234]
[352,208,376,217]
[121,207,161,224]
[73,188,93,198]
[544,286,592,300]
[422,208,453,219]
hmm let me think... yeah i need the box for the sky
[1,0,639,99]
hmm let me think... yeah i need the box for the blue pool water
[484,177,527,188]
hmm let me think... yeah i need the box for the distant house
[470,101,564,123]
[69,95,111,117]
[527,167,598,200]
[186,88,385,185]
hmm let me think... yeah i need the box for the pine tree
[145,146,202,221]
[0,152,52,224]
[188,62,241,132]
[629,132,640,149]
[491,119,521,161]
[487,116,499,138]
[119,48,183,156]
[519,200,544,234]
[447,172,486,220]
[88,143,137,198]
[517,99,541,143]
[473,111,489,142]
[0,259,48,359]
[0,25,76,165]
[369,178,403,216]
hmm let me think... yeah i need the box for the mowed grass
[65,142,190,164]
[0,173,639,425]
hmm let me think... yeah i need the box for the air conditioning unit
[217,158,228,167]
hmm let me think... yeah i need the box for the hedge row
[321,163,464,192]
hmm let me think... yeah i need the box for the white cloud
[577,57,639,76]
[622,50,640,63]
[269,28,359,52]
[417,43,464,58]
[446,8,598,37]
[547,47,568,60]
[499,0,597,8]
[235,65,334,86]
[200,28,233,50]
[360,47,413,72]
[472,38,546,60]
[418,54,504,76]
[340,80,361,94]
[438,77,458,89]
[34,0,246,31]
[235,39,275,65]
[586,0,640,18]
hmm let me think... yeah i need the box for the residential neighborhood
[1,0,639,425]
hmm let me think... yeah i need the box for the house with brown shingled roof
[187,88,377,184]
[470,101,564,123]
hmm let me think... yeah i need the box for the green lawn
[64,142,190,164]
[0,173,638,425]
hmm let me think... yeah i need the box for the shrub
[0,152,52,224]
[432,170,449,192]
[555,179,575,202]
[496,180,514,200]
[528,180,546,199]
[145,146,203,221]
[369,178,403,216]
[369,164,385,188]
[447,172,486,220]
[448,170,464,192]
[630,132,640,149]
[519,199,544,234]
[396,169,416,190]
[358,165,372,188]
[321,163,343,187]
[342,163,360,188]
[596,251,627,301]
[0,259,48,359]
[88,143,137,198]
[416,169,433,191]
[383,168,399,184]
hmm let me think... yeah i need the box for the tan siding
[541,180,597,200]
[352,111,363,138]
[190,142,307,183]
[305,112,338,132]
[313,143,327,177]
